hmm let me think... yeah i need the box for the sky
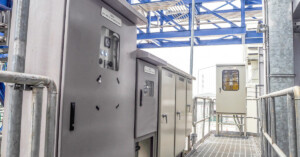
[143,45,245,96]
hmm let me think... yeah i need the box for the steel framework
[128,0,263,48]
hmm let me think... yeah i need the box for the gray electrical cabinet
[186,79,193,136]
[158,69,176,157]
[157,65,194,157]
[216,64,246,114]
[175,76,187,157]
[134,50,167,157]
[6,0,147,157]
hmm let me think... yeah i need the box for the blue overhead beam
[130,0,229,5]
[138,27,247,39]
[200,5,239,27]
[137,38,263,48]
[0,0,11,10]
[148,7,262,22]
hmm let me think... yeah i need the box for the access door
[158,69,176,157]
[175,75,187,157]
[216,65,246,114]
[135,59,159,138]
[186,79,193,136]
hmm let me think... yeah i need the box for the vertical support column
[287,94,297,157]
[30,87,43,157]
[189,0,195,75]
[2,0,31,156]
[270,97,276,157]
[147,12,151,34]
[266,0,294,154]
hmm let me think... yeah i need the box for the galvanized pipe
[270,97,276,157]
[30,87,43,157]
[286,94,297,157]
[202,99,205,139]
[0,71,57,157]
[261,98,268,157]
[263,132,287,157]
[295,87,300,157]
[4,0,31,156]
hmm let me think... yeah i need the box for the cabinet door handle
[176,112,181,120]
[140,89,143,107]
[162,114,168,123]
[70,102,75,131]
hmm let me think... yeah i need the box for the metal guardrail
[192,97,215,146]
[259,86,300,157]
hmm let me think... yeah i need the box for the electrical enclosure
[216,64,246,114]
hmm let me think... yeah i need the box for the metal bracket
[257,23,268,33]
[13,84,34,91]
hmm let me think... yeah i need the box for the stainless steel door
[186,79,193,136]
[135,59,158,138]
[175,75,186,157]
[158,69,176,157]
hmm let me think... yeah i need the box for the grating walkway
[190,135,261,157]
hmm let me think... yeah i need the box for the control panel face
[99,26,120,71]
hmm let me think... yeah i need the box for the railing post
[287,94,297,157]
[208,100,211,134]
[202,99,206,140]
[261,98,268,157]
[295,87,300,157]
[30,87,43,157]
[270,97,276,157]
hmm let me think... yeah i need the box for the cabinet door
[135,59,159,138]
[186,79,193,136]
[175,76,187,157]
[216,66,246,114]
[158,69,176,157]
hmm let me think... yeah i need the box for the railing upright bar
[208,100,211,133]
[202,99,206,139]
[270,97,276,157]
[286,94,297,157]
[295,87,300,157]
[261,98,268,157]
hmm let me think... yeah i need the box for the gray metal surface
[190,135,261,157]
[59,1,137,157]
[133,49,167,67]
[186,79,193,136]
[135,59,158,138]
[265,0,295,155]
[175,75,186,157]
[102,0,147,25]
[158,68,176,157]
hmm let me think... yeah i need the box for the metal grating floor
[190,135,261,157]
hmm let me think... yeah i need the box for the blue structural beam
[149,7,262,21]
[130,0,230,5]
[138,27,246,39]
[245,0,262,5]
[137,38,263,48]
[0,0,11,10]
